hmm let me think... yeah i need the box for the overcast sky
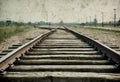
[0,0,120,23]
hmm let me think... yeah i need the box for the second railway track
[0,26,120,82]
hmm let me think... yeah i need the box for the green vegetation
[69,26,120,34]
[0,25,30,42]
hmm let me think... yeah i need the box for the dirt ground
[0,27,49,53]
[0,26,120,53]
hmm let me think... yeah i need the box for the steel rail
[64,26,120,68]
[0,29,56,72]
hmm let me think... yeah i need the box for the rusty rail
[0,29,56,72]
[64,26,120,68]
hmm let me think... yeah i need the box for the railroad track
[0,26,120,82]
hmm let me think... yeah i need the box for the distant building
[59,21,64,25]
[5,20,12,26]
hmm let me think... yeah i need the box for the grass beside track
[0,25,31,42]
[71,26,120,33]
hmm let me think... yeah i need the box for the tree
[117,19,120,26]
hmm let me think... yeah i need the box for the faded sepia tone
[0,0,120,23]
[0,0,120,82]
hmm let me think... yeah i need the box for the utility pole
[86,17,88,26]
[114,9,116,27]
[94,15,97,27]
[102,12,104,27]
[89,16,91,26]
